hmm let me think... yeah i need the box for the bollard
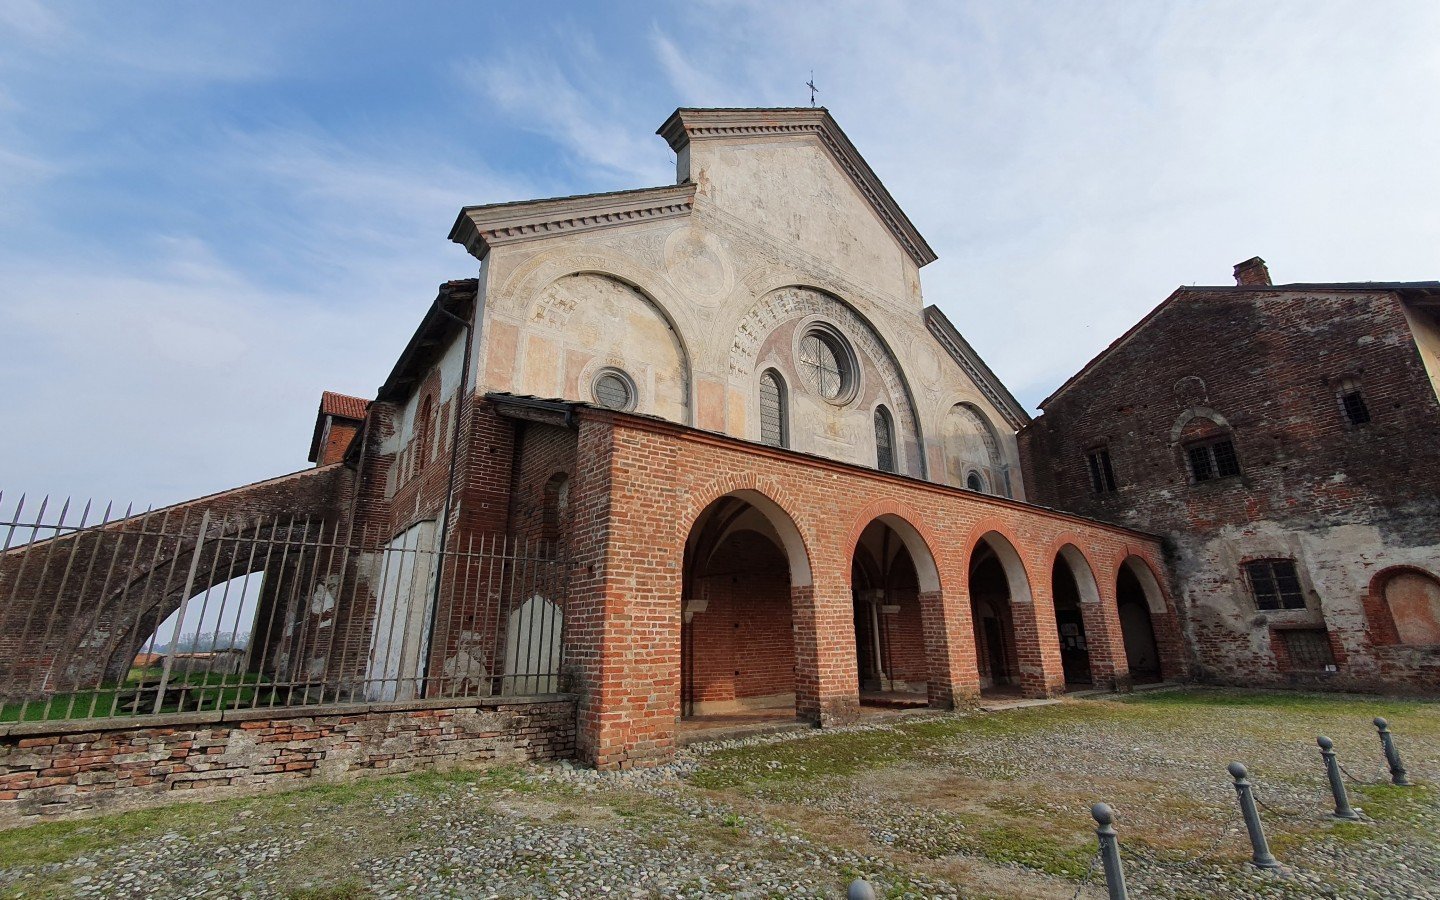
[1228,762,1281,869]
[1091,803,1130,900]
[1373,717,1412,786]
[847,877,877,900]
[1316,736,1360,820]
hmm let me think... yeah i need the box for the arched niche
[524,272,692,423]
[943,403,1007,496]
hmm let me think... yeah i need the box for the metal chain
[1117,821,1236,870]
[1252,786,1306,820]
[1071,849,1103,900]
[1339,762,1384,787]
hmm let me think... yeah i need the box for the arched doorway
[680,492,809,726]
[1052,547,1098,688]
[851,518,935,707]
[969,532,1030,698]
[1117,558,1163,682]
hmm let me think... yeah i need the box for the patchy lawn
[1,688,1437,898]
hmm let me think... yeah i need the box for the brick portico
[523,398,1186,770]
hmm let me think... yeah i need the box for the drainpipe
[420,283,476,697]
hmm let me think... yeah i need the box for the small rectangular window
[1086,448,1117,494]
[1342,391,1370,426]
[1187,444,1213,482]
[1188,437,1240,482]
[1211,439,1240,477]
[1279,629,1336,671]
[1245,559,1307,610]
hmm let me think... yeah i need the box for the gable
[658,108,935,271]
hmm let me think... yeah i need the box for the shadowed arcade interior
[851,518,929,708]
[969,533,1025,699]
[1117,558,1163,683]
[1052,547,1099,689]
[680,492,803,730]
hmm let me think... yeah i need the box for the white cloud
[0,128,525,507]
[0,0,65,41]
[456,52,671,187]
[654,0,1440,405]
[3,0,1438,512]
[650,27,735,105]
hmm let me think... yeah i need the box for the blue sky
[2,0,1438,512]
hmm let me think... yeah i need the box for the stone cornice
[448,184,696,259]
[657,107,938,269]
[924,307,1031,431]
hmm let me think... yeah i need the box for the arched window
[966,472,984,492]
[1177,415,1240,483]
[413,394,434,478]
[874,405,896,473]
[759,369,787,448]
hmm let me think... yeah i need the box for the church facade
[330,108,1182,768]
[19,106,1433,785]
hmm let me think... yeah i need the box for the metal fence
[0,493,568,725]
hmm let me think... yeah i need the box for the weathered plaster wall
[467,127,1022,494]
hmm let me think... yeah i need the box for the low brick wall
[0,695,577,826]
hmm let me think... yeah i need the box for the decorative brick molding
[0,696,576,826]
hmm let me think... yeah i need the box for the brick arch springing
[844,499,942,594]
[1112,553,1185,682]
[680,474,814,587]
[1048,540,1128,691]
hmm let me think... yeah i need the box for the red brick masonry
[562,406,1183,770]
[0,696,575,826]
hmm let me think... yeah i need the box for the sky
[2,0,1438,513]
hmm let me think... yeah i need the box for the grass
[2,688,1436,898]
[687,688,1439,892]
[0,670,270,723]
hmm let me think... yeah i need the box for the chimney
[1233,256,1272,286]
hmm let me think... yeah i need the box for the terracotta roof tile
[319,391,370,421]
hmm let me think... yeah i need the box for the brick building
[1019,258,1440,693]
[3,108,1191,776]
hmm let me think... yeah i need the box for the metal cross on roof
[807,72,819,107]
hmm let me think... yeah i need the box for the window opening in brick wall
[966,471,984,492]
[1086,447,1117,494]
[542,473,570,542]
[1336,377,1371,427]
[413,394,434,478]
[874,405,896,473]
[1187,436,1240,482]
[1245,559,1307,610]
[1279,629,1336,671]
[759,369,788,448]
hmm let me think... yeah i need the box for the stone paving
[0,688,1437,899]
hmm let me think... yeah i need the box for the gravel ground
[1,688,1437,899]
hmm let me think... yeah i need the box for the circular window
[798,326,855,402]
[592,369,636,411]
